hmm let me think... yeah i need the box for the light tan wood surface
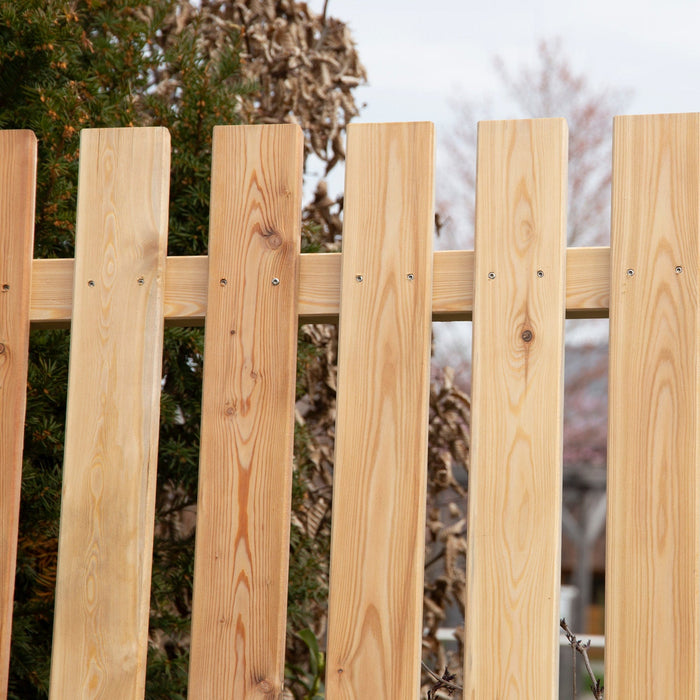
[29,246,611,327]
[325,122,434,698]
[564,246,609,319]
[465,119,567,698]
[188,125,303,699]
[49,128,170,699]
[606,113,700,697]
[0,130,36,694]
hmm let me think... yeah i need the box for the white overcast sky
[313,0,700,128]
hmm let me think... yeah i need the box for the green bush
[1,1,361,696]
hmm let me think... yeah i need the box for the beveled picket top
[0,113,698,699]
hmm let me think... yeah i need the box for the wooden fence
[0,113,698,698]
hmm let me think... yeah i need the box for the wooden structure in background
[0,113,698,698]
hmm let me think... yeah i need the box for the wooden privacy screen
[0,113,698,699]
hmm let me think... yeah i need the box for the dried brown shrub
[147,3,472,694]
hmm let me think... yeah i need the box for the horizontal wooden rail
[29,246,609,328]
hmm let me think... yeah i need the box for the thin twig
[560,618,604,699]
[421,661,463,697]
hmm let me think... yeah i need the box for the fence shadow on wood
[1,113,699,698]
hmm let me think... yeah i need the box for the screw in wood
[219,278,227,286]
[1,283,9,292]
[537,270,544,278]
[626,269,635,277]
[137,277,145,286]
[675,265,683,274]
[407,273,414,281]
[88,280,95,287]
[272,277,280,286]
[488,272,496,280]
[355,275,363,282]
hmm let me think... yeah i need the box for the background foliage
[1,2,469,697]
[0,1,362,696]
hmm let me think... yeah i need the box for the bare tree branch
[560,618,604,699]
[422,661,463,698]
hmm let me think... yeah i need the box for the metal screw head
[407,273,414,281]
[487,272,496,280]
[219,278,227,286]
[626,269,635,277]
[537,270,544,278]
[355,275,363,283]
[271,277,280,286]
[675,265,683,274]
[137,276,145,286]
[88,280,95,287]
[1,283,9,292]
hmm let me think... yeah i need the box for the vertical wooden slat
[188,125,303,699]
[325,122,435,698]
[465,119,567,698]
[50,128,170,699]
[0,130,37,693]
[606,113,700,697]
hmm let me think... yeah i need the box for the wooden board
[49,128,170,699]
[465,119,567,698]
[188,125,303,699]
[0,130,37,694]
[606,113,700,697]
[29,246,611,327]
[325,122,434,698]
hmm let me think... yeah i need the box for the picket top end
[0,129,37,144]
[78,125,171,138]
[613,111,700,123]
[211,122,304,137]
[476,115,568,128]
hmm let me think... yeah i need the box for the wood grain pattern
[0,130,36,694]
[29,246,610,327]
[606,113,700,697]
[564,246,609,319]
[325,122,434,699]
[465,119,567,698]
[188,125,303,699]
[49,128,170,699]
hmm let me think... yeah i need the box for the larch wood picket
[606,113,700,698]
[188,125,303,699]
[49,128,170,699]
[0,130,36,694]
[325,122,434,699]
[465,119,567,699]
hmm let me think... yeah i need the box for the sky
[307,0,699,198]
[312,0,700,130]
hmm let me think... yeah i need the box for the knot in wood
[256,679,274,694]
[261,227,283,249]
[0,343,5,353]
